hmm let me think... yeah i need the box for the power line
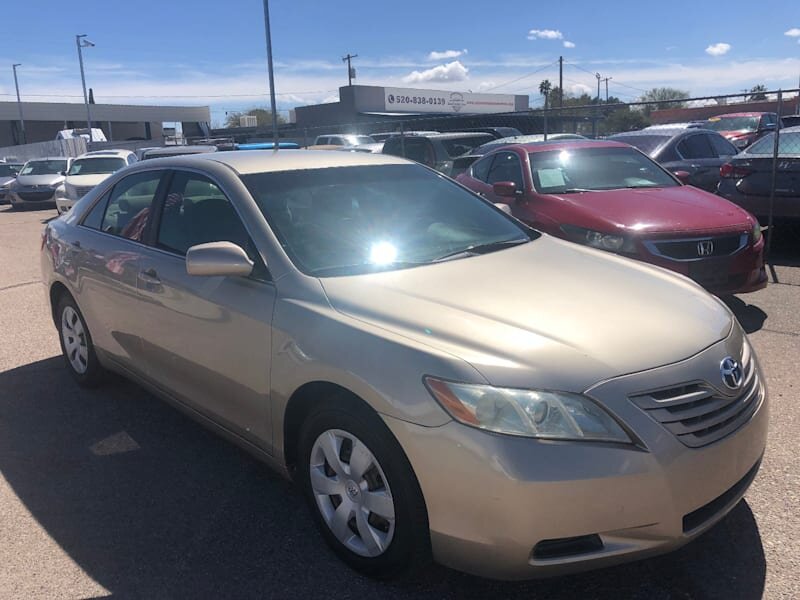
[482,60,559,92]
[0,89,338,99]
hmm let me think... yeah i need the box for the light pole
[261,0,279,147]
[12,64,26,145]
[76,34,95,143]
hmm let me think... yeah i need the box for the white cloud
[705,42,731,57]
[784,28,800,37]
[527,29,563,40]
[402,60,469,84]
[563,41,576,49]
[569,83,592,96]
[427,49,467,61]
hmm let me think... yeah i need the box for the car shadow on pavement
[723,296,767,334]
[0,357,767,599]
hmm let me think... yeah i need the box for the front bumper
[384,330,768,580]
[8,189,57,208]
[55,196,76,215]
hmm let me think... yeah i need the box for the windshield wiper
[561,187,601,193]
[433,238,529,262]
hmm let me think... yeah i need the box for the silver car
[40,151,768,580]
[9,157,71,210]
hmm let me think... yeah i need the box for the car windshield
[610,135,669,156]
[242,164,535,277]
[440,136,492,158]
[19,159,68,176]
[529,146,678,193]
[68,157,126,176]
[705,116,759,132]
[0,164,20,177]
[745,132,800,155]
[343,135,375,146]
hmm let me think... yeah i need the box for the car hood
[15,174,64,186]
[719,130,756,140]
[0,176,15,186]
[545,185,752,234]
[65,174,112,187]
[320,236,733,392]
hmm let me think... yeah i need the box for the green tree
[748,84,768,102]
[600,107,650,134]
[639,87,690,115]
[224,107,286,128]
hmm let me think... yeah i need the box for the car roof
[79,150,133,158]
[25,156,70,162]
[781,125,800,133]
[142,149,410,174]
[514,140,630,152]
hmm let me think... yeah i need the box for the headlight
[560,224,636,252]
[733,138,750,148]
[752,222,762,243]
[424,377,632,443]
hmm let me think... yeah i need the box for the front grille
[645,234,746,261]
[18,190,55,202]
[74,186,94,197]
[630,344,762,448]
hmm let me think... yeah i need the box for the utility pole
[558,56,563,109]
[595,73,601,104]
[75,35,95,143]
[342,53,358,86]
[261,0,280,147]
[602,77,612,103]
[12,64,26,145]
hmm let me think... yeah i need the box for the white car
[55,150,137,214]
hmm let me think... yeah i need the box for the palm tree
[539,80,552,109]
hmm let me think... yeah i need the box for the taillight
[720,163,752,179]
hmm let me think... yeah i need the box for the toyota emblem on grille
[697,241,714,256]
[720,357,743,390]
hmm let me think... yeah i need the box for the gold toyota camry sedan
[41,150,767,580]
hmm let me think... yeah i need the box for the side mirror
[673,170,691,184]
[59,171,67,176]
[186,241,254,277]
[493,181,519,198]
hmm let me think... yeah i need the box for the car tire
[56,294,105,387]
[298,399,430,579]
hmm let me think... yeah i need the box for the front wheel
[298,403,430,578]
[56,295,105,387]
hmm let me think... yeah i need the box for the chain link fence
[218,88,798,271]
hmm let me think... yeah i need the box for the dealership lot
[1,205,798,599]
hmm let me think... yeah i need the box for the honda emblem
[697,241,714,256]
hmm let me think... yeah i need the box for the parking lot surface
[1,205,798,599]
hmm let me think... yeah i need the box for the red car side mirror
[493,181,519,197]
[673,170,691,184]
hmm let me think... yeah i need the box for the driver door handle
[138,268,161,284]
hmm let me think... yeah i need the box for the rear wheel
[298,401,430,578]
[56,295,104,387]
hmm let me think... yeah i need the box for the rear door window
[677,135,715,159]
[99,171,164,242]
[709,134,737,157]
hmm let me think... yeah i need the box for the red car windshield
[529,146,678,193]
[705,116,759,132]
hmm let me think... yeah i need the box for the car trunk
[734,157,800,197]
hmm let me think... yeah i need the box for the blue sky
[2,0,799,126]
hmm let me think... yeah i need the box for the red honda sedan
[455,140,766,295]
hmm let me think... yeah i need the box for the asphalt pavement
[0,204,798,599]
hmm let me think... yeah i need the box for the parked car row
[41,148,768,582]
